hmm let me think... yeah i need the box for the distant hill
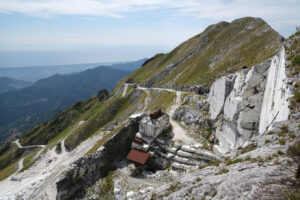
[0,63,139,143]
[0,77,32,94]
[109,58,147,71]
[0,58,147,82]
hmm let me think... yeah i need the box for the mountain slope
[126,17,282,87]
[0,17,298,200]
[0,66,132,144]
[0,77,32,94]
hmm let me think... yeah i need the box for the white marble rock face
[209,48,292,155]
[259,47,293,134]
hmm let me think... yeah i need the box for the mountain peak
[126,17,282,88]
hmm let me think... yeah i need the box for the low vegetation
[85,123,126,155]
[97,171,114,200]
[0,162,18,181]
[199,160,221,169]
[225,158,243,166]
[64,96,128,150]
[146,90,176,112]
[20,147,41,172]
[215,168,229,175]
[0,142,25,172]
[239,143,257,154]
[55,142,62,154]
[127,17,281,88]
[65,89,144,151]
[165,182,182,196]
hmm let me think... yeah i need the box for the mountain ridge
[0,77,32,94]
[0,60,145,144]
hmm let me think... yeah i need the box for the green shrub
[280,125,289,132]
[277,150,285,155]
[278,131,287,137]
[265,139,271,144]
[55,142,62,154]
[289,132,296,139]
[292,55,300,66]
[267,131,275,135]
[279,139,286,145]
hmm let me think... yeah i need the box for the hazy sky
[0,0,299,68]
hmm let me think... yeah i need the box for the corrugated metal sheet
[126,149,150,165]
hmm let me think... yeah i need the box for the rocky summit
[0,17,299,200]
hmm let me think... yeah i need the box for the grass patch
[292,55,300,66]
[240,143,257,154]
[0,143,25,171]
[127,18,280,88]
[286,191,300,200]
[267,131,275,135]
[0,161,17,181]
[199,160,221,169]
[165,182,181,196]
[280,125,289,132]
[289,132,296,139]
[85,123,126,155]
[265,139,271,144]
[65,96,127,150]
[146,90,176,112]
[65,88,144,151]
[20,147,41,172]
[226,158,243,166]
[278,131,287,137]
[290,81,300,110]
[97,171,114,200]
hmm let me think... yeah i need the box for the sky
[0,0,299,68]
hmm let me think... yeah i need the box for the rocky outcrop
[209,59,271,155]
[56,120,139,200]
[172,95,212,130]
[172,106,201,125]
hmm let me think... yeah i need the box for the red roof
[126,149,150,165]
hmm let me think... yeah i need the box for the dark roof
[126,149,150,165]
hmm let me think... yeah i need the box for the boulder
[172,106,200,125]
